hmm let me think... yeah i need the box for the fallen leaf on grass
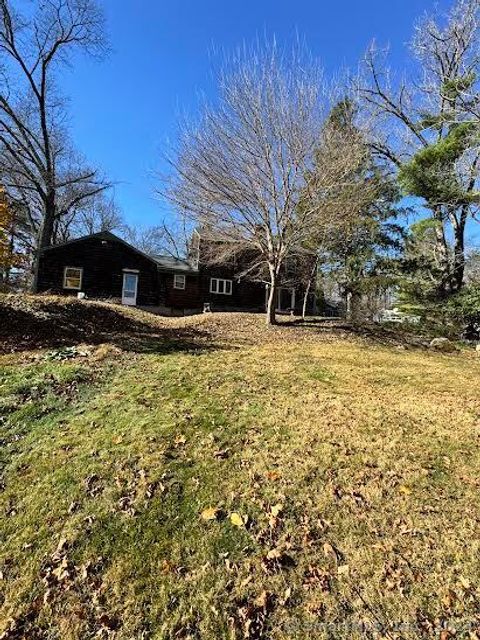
[399,485,412,495]
[263,547,296,572]
[441,590,457,610]
[201,507,221,521]
[83,515,95,528]
[280,587,292,606]
[67,501,78,514]
[253,590,271,610]
[235,591,274,640]
[160,559,177,574]
[214,448,230,459]
[55,537,68,555]
[303,566,331,592]
[80,561,93,580]
[51,557,70,583]
[146,481,164,499]
[266,548,282,561]
[323,542,343,563]
[270,503,283,517]
[230,512,248,527]
[240,575,253,589]
[84,474,102,497]
[118,496,136,517]
[265,471,281,481]
[98,612,120,632]
[458,576,471,590]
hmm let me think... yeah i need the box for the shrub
[445,285,480,323]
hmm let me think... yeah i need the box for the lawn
[1,298,480,639]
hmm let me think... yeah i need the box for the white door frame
[122,270,139,306]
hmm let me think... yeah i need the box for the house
[36,230,316,315]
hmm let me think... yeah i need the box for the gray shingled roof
[151,254,198,273]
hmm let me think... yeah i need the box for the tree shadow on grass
[0,298,225,356]
[288,317,430,349]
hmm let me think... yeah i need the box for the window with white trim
[210,278,232,295]
[173,274,186,290]
[63,267,83,290]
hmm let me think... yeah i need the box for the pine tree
[301,99,405,321]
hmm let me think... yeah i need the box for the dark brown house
[36,231,315,315]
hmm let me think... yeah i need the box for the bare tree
[0,0,110,289]
[358,0,480,297]
[162,44,368,325]
[55,193,124,242]
[123,220,190,259]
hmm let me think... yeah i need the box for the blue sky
[61,0,453,230]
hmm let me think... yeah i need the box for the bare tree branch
[0,0,110,289]
[160,43,372,324]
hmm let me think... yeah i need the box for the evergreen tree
[360,0,480,298]
[325,174,404,321]
[301,99,405,321]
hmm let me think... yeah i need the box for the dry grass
[1,298,479,639]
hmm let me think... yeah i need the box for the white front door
[122,272,138,306]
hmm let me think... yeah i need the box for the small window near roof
[63,267,83,290]
[173,274,186,290]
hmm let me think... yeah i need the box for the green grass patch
[1,315,480,639]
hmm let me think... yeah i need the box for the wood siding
[163,273,202,309]
[198,266,266,311]
[37,235,161,306]
[160,270,265,312]
[37,232,314,315]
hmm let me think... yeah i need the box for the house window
[173,274,186,290]
[210,278,232,295]
[63,267,83,290]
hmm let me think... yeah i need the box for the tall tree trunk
[302,255,319,320]
[31,76,56,293]
[451,206,467,293]
[346,290,352,320]
[266,268,277,326]
[266,285,277,325]
[31,194,55,292]
[432,207,452,297]
[346,290,362,323]
[452,229,465,293]
[302,279,311,321]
